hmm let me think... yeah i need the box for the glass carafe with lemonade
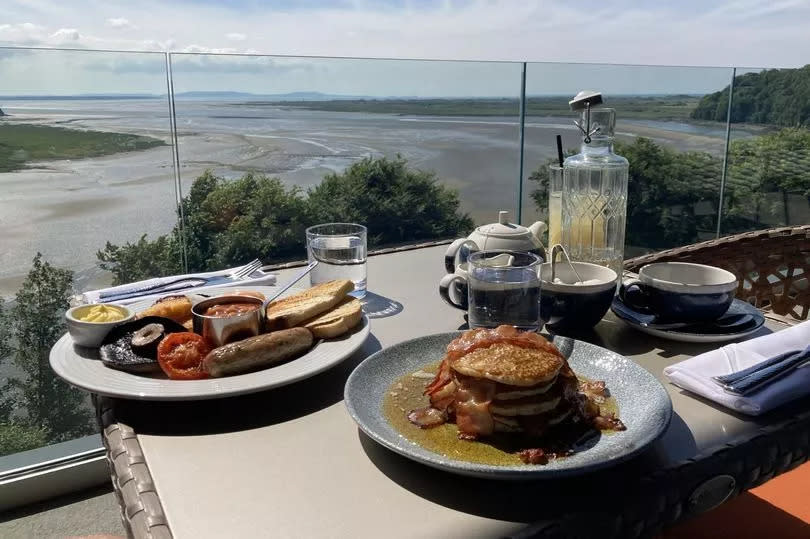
[561,91,629,278]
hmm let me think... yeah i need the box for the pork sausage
[203,327,313,377]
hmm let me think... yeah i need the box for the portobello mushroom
[99,316,187,373]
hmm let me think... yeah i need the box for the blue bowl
[621,262,738,323]
[540,262,618,333]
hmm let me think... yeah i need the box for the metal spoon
[261,260,319,310]
[550,244,584,284]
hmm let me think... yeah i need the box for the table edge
[96,393,810,539]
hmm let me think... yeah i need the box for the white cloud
[0,0,808,68]
[106,18,136,30]
[0,22,48,46]
[49,28,80,43]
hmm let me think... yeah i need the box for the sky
[1,0,808,97]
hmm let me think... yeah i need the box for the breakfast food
[75,304,128,323]
[409,326,624,463]
[203,302,260,318]
[136,295,193,327]
[157,332,212,380]
[203,327,313,377]
[265,279,355,331]
[302,297,363,338]
[99,316,187,373]
[91,283,363,381]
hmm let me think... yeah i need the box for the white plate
[50,285,370,400]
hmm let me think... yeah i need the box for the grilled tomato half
[157,332,212,380]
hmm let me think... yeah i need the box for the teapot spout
[528,221,547,241]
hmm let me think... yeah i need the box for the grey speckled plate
[344,331,672,479]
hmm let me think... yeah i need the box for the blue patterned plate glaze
[344,332,672,479]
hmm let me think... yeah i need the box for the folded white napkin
[664,321,810,415]
[79,267,277,306]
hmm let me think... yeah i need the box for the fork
[100,259,263,302]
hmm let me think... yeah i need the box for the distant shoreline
[225,95,702,121]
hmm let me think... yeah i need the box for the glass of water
[306,223,367,298]
[467,250,542,331]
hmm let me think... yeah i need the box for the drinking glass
[306,223,367,298]
[467,250,542,331]
[547,164,564,248]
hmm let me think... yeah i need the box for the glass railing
[0,46,808,475]
[166,54,523,273]
[520,62,736,256]
[0,48,178,462]
[720,68,810,235]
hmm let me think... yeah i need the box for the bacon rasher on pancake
[408,325,624,444]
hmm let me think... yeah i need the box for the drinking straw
[556,135,564,168]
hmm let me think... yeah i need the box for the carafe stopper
[569,90,603,144]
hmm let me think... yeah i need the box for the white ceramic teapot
[444,211,547,274]
[440,210,547,310]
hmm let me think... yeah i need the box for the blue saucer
[611,297,765,343]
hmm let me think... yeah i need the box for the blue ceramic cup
[540,262,618,333]
[620,262,738,323]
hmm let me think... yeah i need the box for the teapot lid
[476,211,530,237]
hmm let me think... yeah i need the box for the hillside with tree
[691,65,810,126]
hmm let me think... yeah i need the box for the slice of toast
[265,279,354,330]
[303,297,363,338]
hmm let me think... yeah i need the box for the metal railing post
[517,62,527,225]
[716,67,736,238]
[165,52,189,272]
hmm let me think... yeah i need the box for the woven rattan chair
[624,225,810,324]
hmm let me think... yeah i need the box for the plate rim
[344,330,673,479]
[50,285,370,401]
[611,298,765,343]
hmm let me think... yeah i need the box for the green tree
[307,155,474,246]
[0,422,49,456]
[0,254,93,450]
[529,137,722,250]
[98,157,474,284]
[528,150,576,214]
[180,171,313,272]
[618,138,721,248]
[531,129,810,251]
[0,298,12,423]
[97,234,184,287]
[692,65,810,126]
[724,128,810,231]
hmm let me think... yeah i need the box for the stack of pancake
[423,325,580,439]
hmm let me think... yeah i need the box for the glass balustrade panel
[0,48,177,462]
[521,62,733,259]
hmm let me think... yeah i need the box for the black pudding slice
[99,316,187,373]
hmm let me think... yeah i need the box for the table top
[112,245,793,538]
